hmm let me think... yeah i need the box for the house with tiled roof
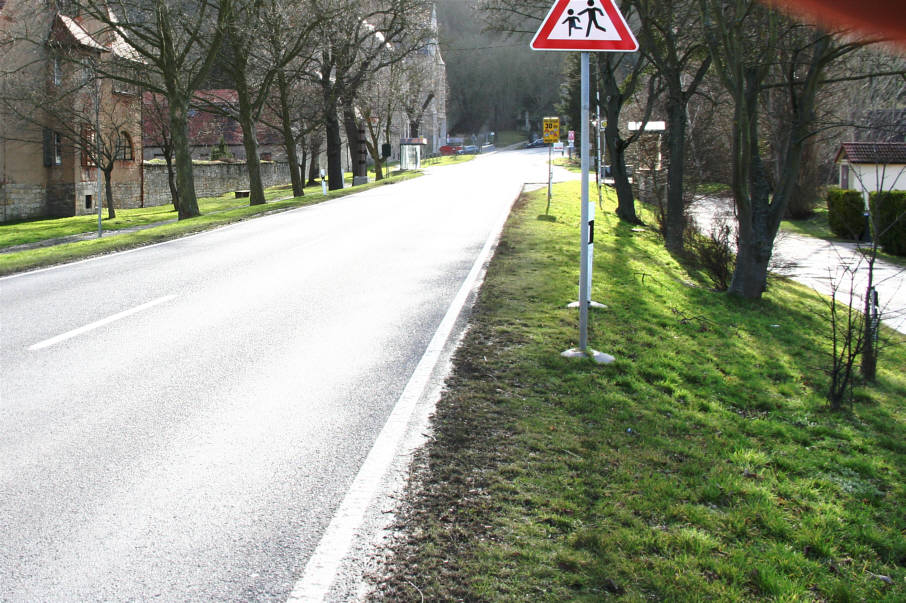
[0,0,143,220]
[835,142,906,205]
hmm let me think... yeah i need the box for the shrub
[826,188,865,240]
[210,136,233,161]
[870,190,906,256]
[684,217,736,291]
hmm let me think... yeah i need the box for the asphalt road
[0,148,553,601]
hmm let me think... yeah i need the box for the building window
[116,131,134,161]
[53,56,62,86]
[840,164,850,189]
[85,195,92,209]
[112,60,139,95]
[54,132,63,165]
[80,126,95,167]
[44,129,63,166]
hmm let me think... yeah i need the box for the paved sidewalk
[689,196,906,335]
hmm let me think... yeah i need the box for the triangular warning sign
[530,0,639,52]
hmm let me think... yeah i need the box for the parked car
[524,138,548,148]
[439,144,463,155]
[459,144,480,154]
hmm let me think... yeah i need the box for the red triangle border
[530,0,639,52]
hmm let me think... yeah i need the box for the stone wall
[1,161,293,221]
[1,183,46,222]
[142,161,291,207]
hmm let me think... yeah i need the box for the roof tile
[839,142,906,164]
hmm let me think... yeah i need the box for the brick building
[0,0,143,221]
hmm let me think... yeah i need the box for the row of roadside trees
[1,0,438,220]
[483,0,904,302]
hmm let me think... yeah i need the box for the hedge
[870,190,906,256]
[826,188,866,240]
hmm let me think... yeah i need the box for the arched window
[116,131,134,161]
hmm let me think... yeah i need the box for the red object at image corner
[767,0,906,45]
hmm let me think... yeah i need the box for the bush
[870,190,906,256]
[684,218,736,291]
[826,188,866,240]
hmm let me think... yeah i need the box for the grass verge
[371,181,906,601]
[0,171,420,276]
[422,154,477,167]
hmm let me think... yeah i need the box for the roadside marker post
[531,0,638,364]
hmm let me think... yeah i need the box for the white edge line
[28,295,177,351]
[286,191,519,603]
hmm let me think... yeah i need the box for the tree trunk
[861,257,878,380]
[664,93,688,253]
[235,79,266,206]
[343,103,366,181]
[299,146,307,195]
[324,98,344,190]
[728,211,774,298]
[307,135,322,186]
[605,123,639,224]
[164,151,179,212]
[599,57,641,225]
[320,72,345,191]
[727,69,776,298]
[103,167,115,220]
[168,94,201,219]
[275,73,304,197]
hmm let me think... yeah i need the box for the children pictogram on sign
[578,0,607,36]
[562,9,582,36]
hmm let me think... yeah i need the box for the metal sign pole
[561,52,613,364]
[95,66,103,238]
[548,143,552,209]
[578,52,590,351]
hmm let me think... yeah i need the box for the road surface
[0,148,558,601]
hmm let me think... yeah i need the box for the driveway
[689,196,906,335]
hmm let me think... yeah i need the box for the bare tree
[597,48,659,224]
[195,0,323,206]
[268,70,322,196]
[143,92,180,211]
[306,0,432,190]
[700,0,869,299]
[635,0,712,252]
[70,0,230,220]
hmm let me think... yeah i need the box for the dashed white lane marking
[287,194,517,603]
[28,295,177,351]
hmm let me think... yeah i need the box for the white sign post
[531,0,638,364]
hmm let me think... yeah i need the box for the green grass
[375,181,906,602]
[696,182,733,196]
[0,185,298,248]
[495,130,529,147]
[553,156,583,173]
[0,171,421,276]
[421,153,476,167]
[781,206,834,240]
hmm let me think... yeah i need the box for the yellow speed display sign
[543,117,560,143]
